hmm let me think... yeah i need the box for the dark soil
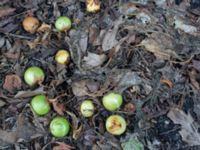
[1,0,200,150]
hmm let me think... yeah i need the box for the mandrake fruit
[55,16,72,32]
[31,95,51,116]
[50,117,70,137]
[24,66,45,86]
[86,0,100,13]
[80,100,95,117]
[106,115,127,135]
[55,50,70,65]
[22,16,40,33]
[102,92,123,111]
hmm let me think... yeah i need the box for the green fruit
[55,16,71,31]
[80,100,95,117]
[31,95,50,115]
[24,66,45,86]
[50,117,70,137]
[106,115,126,135]
[102,92,123,111]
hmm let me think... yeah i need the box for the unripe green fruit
[80,100,95,117]
[24,66,45,86]
[106,115,126,135]
[50,117,70,137]
[55,16,71,32]
[102,92,123,111]
[31,95,50,115]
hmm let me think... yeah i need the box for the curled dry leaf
[83,52,107,69]
[14,87,45,98]
[49,99,65,115]
[65,111,82,140]
[53,142,74,150]
[3,74,22,93]
[37,23,51,32]
[160,79,173,88]
[167,108,200,146]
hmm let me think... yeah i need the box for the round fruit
[24,66,45,86]
[86,0,100,13]
[55,50,70,65]
[102,92,123,111]
[31,95,50,115]
[22,16,40,33]
[106,115,126,135]
[50,117,70,137]
[55,16,71,32]
[80,100,95,117]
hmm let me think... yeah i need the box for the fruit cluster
[21,3,127,138]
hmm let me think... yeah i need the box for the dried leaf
[167,108,200,146]
[191,60,200,72]
[0,7,15,18]
[102,18,123,51]
[50,100,65,115]
[37,23,51,32]
[114,70,142,92]
[3,75,22,93]
[139,38,179,60]
[14,87,45,98]
[72,80,89,97]
[0,129,17,144]
[189,69,200,90]
[53,142,74,150]
[83,52,107,68]
[0,99,6,107]
[174,17,197,34]
[160,79,173,88]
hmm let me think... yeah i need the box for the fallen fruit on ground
[86,0,100,13]
[106,115,126,135]
[31,95,51,115]
[55,50,70,65]
[55,16,71,32]
[22,16,40,33]
[50,117,70,137]
[24,66,45,86]
[102,92,123,111]
[80,100,95,117]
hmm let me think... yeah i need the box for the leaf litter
[1,0,200,149]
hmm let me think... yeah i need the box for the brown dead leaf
[139,38,178,60]
[72,80,89,97]
[14,87,45,98]
[3,74,22,93]
[191,60,200,72]
[189,69,200,90]
[49,99,65,115]
[83,52,107,68]
[66,111,82,140]
[0,114,45,144]
[102,18,123,51]
[37,23,51,32]
[160,79,173,88]
[0,7,15,18]
[53,142,74,150]
[167,108,200,146]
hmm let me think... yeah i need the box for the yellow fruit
[55,50,70,65]
[22,16,40,33]
[86,0,100,13]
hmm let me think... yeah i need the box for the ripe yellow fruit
[22,16,40,33]
[86,0,100,13]
[55,50,70,65]
[106,115,127,135]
